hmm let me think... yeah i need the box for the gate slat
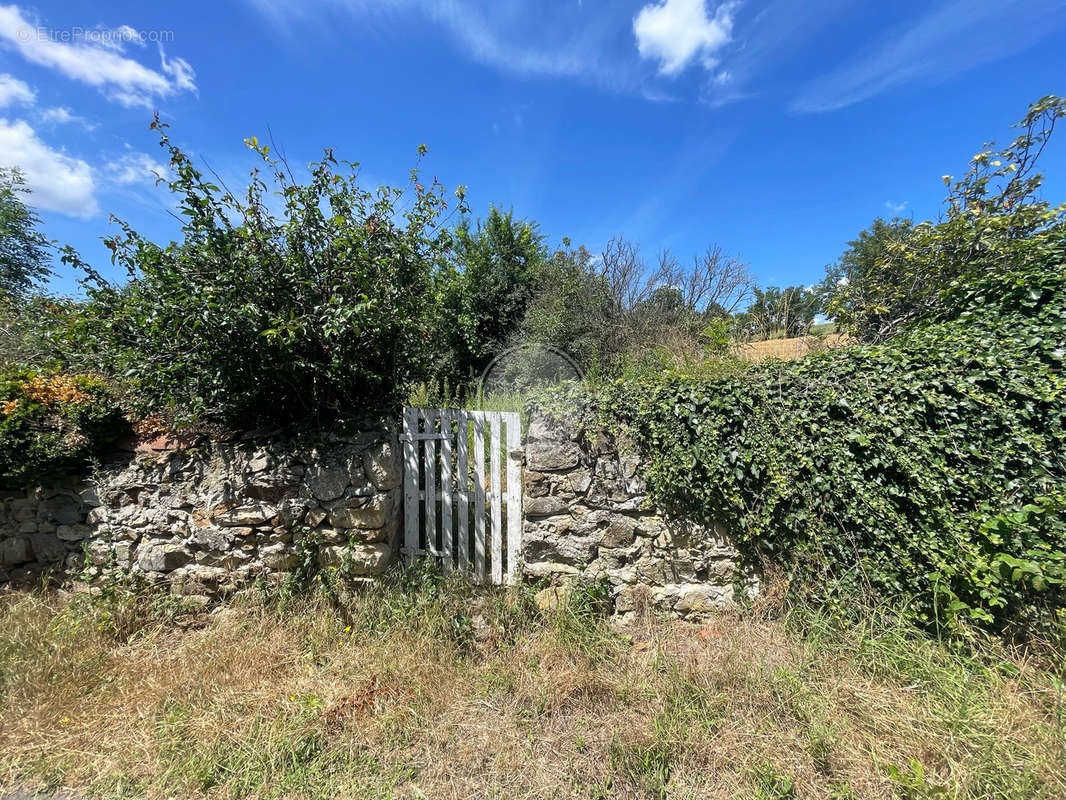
[505,412,522,585]
[473,414,487,581]
[422,409,438,557]
[439,409,454,568]
[489,412,503,585]
[456,411,470,571]
[402,407,419,563]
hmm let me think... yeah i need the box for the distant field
[738,332,850,362]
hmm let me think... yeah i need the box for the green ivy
[536,247,1066,637]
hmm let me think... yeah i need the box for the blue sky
[1,0,1065,295]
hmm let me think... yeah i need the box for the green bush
[539,245,1066,636]
[64,119,466,427]
[0,369,128,487]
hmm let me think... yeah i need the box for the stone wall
[522,412,758,618]
[0,429,401,596]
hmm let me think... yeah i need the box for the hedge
[540,247,1066,636]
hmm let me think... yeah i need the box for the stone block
[526,440,581,472]
[317,542,391,574]
[305,461,353,502]
[28,533,67,563]
[524,495,570,517]
[327,491,394,529]
[363,440,401,490]
[136,540,192,572]
[212,504,277,527]
[0,536,33,566]
[56,524,92,542]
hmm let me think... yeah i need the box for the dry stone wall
[522,412,758,618]
[0,429,401,596]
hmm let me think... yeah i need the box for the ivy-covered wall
[0,430,402,595]
[522,412,759,617]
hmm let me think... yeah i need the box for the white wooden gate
[401,408,522,584]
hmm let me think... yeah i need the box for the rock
[327,491,394,529]
[363,440,401,490]
[56,524,92,542]
[533,584,574,611]
[136,540,192,572]
[189,526,234,551]
[38,494,83,525]
[526,440,581,472]
[260,542,299,571]
[212,504,277,526]
[524,495,570,517]
[0,536,33,566]
[671,583,732,614]
[523,561,582,579]
[305,507,328,528]
[305,462,352,502]
[598,515,637,548]
[28,533,67,563]
[523,530,597,566]
[317,542,391,574]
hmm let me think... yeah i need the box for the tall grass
[0,574,1063,799]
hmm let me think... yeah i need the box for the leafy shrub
[65,119,466,427]
[826,95,1066,342]
[0,368,128,487]
[539,244,1066,636]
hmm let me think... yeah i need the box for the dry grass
[0,574,1063,800]
[737,334,851,362]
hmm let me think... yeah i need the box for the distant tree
[818,216,913,326]
[447,206,548,377]
[738,285,820,340]
[0,168,51,299]
[514,239,613,373]
[598,235,753,363]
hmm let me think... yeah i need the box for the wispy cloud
[790,0,1066,113]
[0,72,33,107]
[884,200,906,213]
[633,0,736,76]
[105,150,169,185]
[0,117,96,217]
[0,4,197,108]
[248,0,639,90]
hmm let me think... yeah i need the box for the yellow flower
[1,399,17,416]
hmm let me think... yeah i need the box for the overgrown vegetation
[0,578,1062,799]
[0,368,128,487]
[538,96,1066,639]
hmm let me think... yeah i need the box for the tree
[514,239,613,374]
[68,120,465,427]
[818,216,913,321]
[737,285,820,340]
[0,167,51,299]
[826,95,1066,341]
[597,235,753,365]
[446,206,548,378]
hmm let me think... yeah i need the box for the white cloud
[0,4,197,108]
[0,72,34,107]
[105,151,168,185]
[0,117,96,217]
[633,0,736,76]
[885,200,907,213]
[37,105,94,129]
